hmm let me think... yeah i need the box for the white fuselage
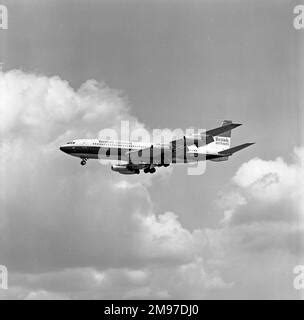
[59,138,224,164]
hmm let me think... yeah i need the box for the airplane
[59,120,254,174]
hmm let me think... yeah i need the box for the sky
[0,0,303,299]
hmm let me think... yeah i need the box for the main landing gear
[144,167,156,174]
[80,159,87,166]
[143,163,169,173]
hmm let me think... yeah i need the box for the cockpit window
[66,141,75,144]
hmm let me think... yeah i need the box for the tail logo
[215,136,230,145]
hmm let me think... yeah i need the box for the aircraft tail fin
[206,120,241,138]
[218,120,234,137]
[212,120,236,151]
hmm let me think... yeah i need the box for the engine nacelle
[111,164,137,174]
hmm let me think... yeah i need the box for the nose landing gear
[80,159,87,166]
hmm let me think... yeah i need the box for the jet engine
[111,164,139,174]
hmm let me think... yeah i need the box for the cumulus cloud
[135,212,204,264]
[0,69,302,299]
[0,69,227,299]
[222,148,304,227]
[205,148,304,299]
[0,70,131,140]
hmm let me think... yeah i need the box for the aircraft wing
[126,146,172,165]
[125,122,244,164]
[126,134,212,164]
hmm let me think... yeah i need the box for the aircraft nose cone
[60,146,69,153]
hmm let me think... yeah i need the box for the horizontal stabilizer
[206,122,242,137]
[218,143,255,155]
[210,156,229,162]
